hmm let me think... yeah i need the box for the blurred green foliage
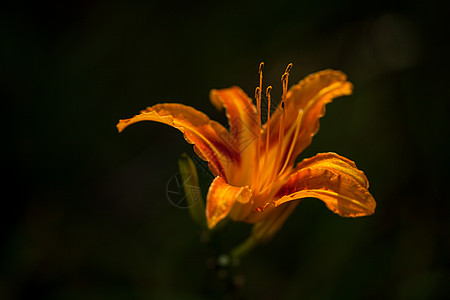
[1,0,449,299]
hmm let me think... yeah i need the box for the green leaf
[178,153,207,229]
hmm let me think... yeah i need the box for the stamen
[273,62,292,175]
[265,86,273,153]
[261,63,292,191]
[281,63,292,102]
[253,62,264,190]
[261,86,272,183]
[278,109,303,175]
[257,62,264,120]
[265,99,285,188]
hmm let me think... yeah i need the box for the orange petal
[261,70,353,170]
[117,103,239,179]
[206,176,252,229]
[210,87,259,186]
[273,153,375,217]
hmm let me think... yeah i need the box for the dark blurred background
[1,0,449,299]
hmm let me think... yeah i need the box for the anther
[281,63,293,103]
[285,63,293,74]
[259,62,264,74]
[265,86,272,97]
[255,87,261,100]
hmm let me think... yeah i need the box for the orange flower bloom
[117,64,375,242]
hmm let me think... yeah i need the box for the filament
[263,86,272,168]
[261,63,292,191]
[257,85,273,191]
[278,109,303,175]
[253,62,264,190]
[263,101,285,190]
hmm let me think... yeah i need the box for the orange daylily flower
[117,64,375,242]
